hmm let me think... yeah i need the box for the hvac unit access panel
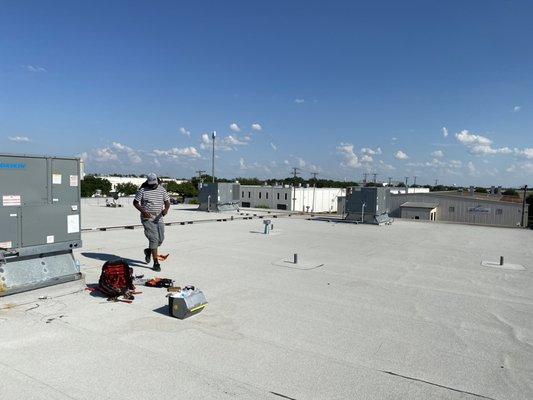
[0,154,81,250]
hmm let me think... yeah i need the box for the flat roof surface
[1,207,533,400]
[400,201,439,209]
[81,203,275,230]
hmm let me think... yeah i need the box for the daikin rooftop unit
[0,153,83,296]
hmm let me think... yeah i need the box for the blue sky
[1,1,532,186]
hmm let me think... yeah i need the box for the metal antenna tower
[211,131,216,183]
[372,173,378,185]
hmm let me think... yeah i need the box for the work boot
[144,248,151,264]
[153,263,161,272]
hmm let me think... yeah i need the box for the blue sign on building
[0,162,27,169]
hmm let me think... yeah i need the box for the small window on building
[413,216,420,220]
[242,191,244,198]
[266,192,269,199]
[496,208,503,215]
[277,193,280,200]
[259,192,262,199]
[449,206,455,213]
[248,192,251,198]
[285,193,288,200]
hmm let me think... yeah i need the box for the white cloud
[179,127,191,137]
[513,105,522,112]
[506,164,516,173]
[251,123,262,131]
[94,147,119,162]
[449,160,462,168]
[226,135,248,146]
[238,157,272,173]
[229,123,241,132]
[153,146,200,159]
[200,133,211,149]
[8,136,30,142]
[270,142,277,151]
[361,154,373,163]
[431,150,444,158]
[455,130,492,146]
[337,143,360,168]
[378,160,395,171]
[455,130,512,155]
[200,133,248,151]
[296,157,306,168]
[467,161,478,176]
[294,99,305,104]
[391,137,398,142]
[395,150,409,160]
[112,142,142,164]
[24,65,46,72]
[361,147,382,155]
[514,147,533,159]
[442,127,448,138]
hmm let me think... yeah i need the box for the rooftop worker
[133,173,170,271]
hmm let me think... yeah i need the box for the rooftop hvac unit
[344,186,393,224]
[0,154,82,296]
[198,182,240,211]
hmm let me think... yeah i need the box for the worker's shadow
[81,252,150,268]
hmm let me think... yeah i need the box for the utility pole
[435,179,439,187]
[291,167,301,179]
[211,131,216,183]
[405,177,409,191]
[372,173,378,185]
[413,176,417,187]
[522,185,528,228]
[387,177,392,187]
[195,170,206,189]
[290,167,300,211]
[310,172,319,212]
[363,172,368,185]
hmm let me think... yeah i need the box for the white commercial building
[388,187,430,194]
[240,185,345,213]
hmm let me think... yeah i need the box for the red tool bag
[98,260,135,299]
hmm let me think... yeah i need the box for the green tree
[503,189,518,196]
[116,182,138,196]
[80,175,112,197]
[166,181,198,197]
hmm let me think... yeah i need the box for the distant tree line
[81,173,529,203]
